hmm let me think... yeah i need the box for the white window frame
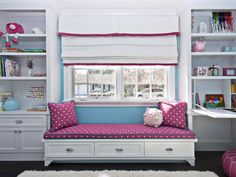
[64,65,176,106]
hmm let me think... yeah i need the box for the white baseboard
[195,139,233,151]
[0,153,43,161]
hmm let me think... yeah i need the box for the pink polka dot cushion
[48,100,78,132]
[158,101,187,129]
[222,149,236,177]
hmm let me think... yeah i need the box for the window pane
[74,69,87,84]
[88,69,101,84]
[124,84,136,98]
[138,69,150,84]
[137,84,150,99]
[124,69,136,84]
[73,67,116,100]
[151,84,164,99]
[152,69,164,84]
[122,67,167,100]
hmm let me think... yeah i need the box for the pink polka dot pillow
[143,108,163,127]
[48,100,78,132]
[158,101,187,129]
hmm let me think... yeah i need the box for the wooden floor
[0,151,226,177]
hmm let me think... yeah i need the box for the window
[64,65,175,103]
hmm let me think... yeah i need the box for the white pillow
[143,108,163,127]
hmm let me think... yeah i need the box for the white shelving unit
[190,9,236,119]
[0,8,58,160]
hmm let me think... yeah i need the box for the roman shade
[59,10,179,65]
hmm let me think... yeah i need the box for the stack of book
[0,57,21,77]
[212,12,234,33]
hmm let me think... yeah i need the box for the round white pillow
[143,108,163,127]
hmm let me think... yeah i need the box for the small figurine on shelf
[208,64,222,76]
[26,57,34,77]
[192,40,206,52]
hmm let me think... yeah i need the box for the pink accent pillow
[48,100,78,132]
[158,101,187,129]
[143,108,163,127]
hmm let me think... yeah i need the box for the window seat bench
[43,124,197,166]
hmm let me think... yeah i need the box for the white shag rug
[17,170,219,177]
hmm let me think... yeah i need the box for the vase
[3,97,20,111]
[28,69,33,77]
[212,69,219,76]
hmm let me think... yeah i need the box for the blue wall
[76,106,147,124]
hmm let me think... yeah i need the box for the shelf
[191,76,236,80]
[0,52,46,56]
[191,52,236,56]
[1,34,46,38]
[191,33,236,39]
[0,109,48,115]
[0,77,47,80]
[192,108,236,118]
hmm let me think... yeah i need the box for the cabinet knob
[165,148,173,152]
[66,148,74,152]
[18,130,22,133]
[14,130,17,133]
[15,120,23,124]
[115,148,123,152]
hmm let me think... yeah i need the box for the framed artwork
[205,94,225,108]
[223,68,236,76]
[194,67,208,76]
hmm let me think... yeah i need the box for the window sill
[74,100,160,107]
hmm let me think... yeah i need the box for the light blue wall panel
[75,106,147,124]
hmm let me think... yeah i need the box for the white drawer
[45,143,94,158]
[95,142,144,157]
[0,116,45,127]
[145,142,194,157]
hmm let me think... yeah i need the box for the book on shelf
[1,57,6,77]
[22,49,46,53]
[27,104,47,112]
[195,93,201,108]
[5,59,21,77]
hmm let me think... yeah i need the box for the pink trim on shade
[63,63,177,66]
[58,32,180,37]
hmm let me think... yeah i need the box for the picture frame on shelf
[205,94,225,108]
[223,68,236,76]
[194,66,208,76]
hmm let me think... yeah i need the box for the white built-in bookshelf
[0,9,48,113]
[0,8,58,160]
[190,9,236,118]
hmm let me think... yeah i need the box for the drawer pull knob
[15,120,23,124]
[166,148,173,152]
[66,148,74,152]
[14,130,17,133]
[18,130,22,133]
[115,148,123,152]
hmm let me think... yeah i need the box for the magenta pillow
[48,100,78,132]
[158,101,187,129]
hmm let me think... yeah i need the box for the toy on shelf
[32,28,44,34]
[192,40,206,52]
[0,22,24,47]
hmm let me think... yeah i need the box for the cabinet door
[19,128,45,153]
[0,128,18,153]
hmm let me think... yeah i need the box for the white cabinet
[0,128,18,153]
[0,114,47,160]
[19,128,45,153]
